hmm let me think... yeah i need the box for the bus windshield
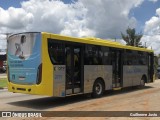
[7,33,41,85]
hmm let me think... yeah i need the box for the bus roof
[45,32,153,53]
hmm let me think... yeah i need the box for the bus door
[112,49,123,88]
[65,44,84,95]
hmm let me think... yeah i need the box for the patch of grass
[0,78,7,88]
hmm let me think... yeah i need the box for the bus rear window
[8,33,36,60]
[48,39,65,65]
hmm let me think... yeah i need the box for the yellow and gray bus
[7,32,154,97]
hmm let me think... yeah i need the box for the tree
[121,27,143,47]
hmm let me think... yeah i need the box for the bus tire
[92,79,104,98]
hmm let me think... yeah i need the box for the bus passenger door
[65,45,83,95]
[112,50,123,88]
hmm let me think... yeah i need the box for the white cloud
[141,7,160,55]
[156,8,160,16]
[144,7,160,35]
[20,0,96,37]
[0,0,144,36]
[144,16,160,35]
[79,0,143,38]
[148,0,158,3]
[0,0,146,49]
[0,7,33,30]
[141,35,160,54]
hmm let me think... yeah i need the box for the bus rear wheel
[140,77,146,87]
[92,79,104,98]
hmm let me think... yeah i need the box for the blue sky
[131,0,160,32]
[0,0,25,9]
[133,0,160,23]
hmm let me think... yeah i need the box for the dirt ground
[46,80,160,120]
[48,80,160,112]
[1,80,160,120]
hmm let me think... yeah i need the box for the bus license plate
[19,77,25,80]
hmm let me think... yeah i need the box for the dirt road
[1,80,160,120]
[51,81,160,111]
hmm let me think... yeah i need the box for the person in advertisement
[15,35,26,60]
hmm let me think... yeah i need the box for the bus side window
[84,45,92,65]
[98,46,103,65]
[48,39,65,65]
[92,46,98,65]
[85,45,113,65]
[138,51,147,65]
[85,45,103,65]
[123,50,127,65]
[127,50,133,65]
[102,47,112,65]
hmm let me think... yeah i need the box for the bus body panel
[7,32,47,95]
[53,65,66,97]
[84,65,112,93]
[8,33,41,85]
[123,66,148,87]
[8,32,53,96]
[8,82,50,95]
[41,33,53,96]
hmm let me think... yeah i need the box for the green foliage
[0,78,7,88]
[121,27,143,47]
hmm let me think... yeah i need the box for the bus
[7,32,154,97]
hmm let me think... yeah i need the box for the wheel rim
[95,83,102,95]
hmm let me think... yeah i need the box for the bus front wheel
[92,79,104,98]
